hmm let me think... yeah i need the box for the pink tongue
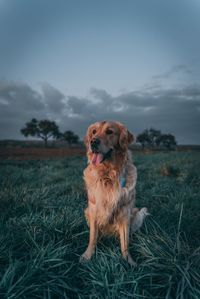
[92,153,104,165]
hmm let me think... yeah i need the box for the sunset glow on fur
[81,121,148,265]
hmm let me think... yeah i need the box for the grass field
[0,152,200,298]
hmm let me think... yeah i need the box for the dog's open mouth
[91,149,113,166]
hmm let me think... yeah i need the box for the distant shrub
[137,128,177,150]
[160,164,180,177]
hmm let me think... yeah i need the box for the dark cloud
[61,85,200,143]
[0,80,44,111]
[90,88,111,102]
[67,96,91,116]
[152,65,192,80]
[0,80,66,139]
[0,80,199,144]
[41,83,66,113]
[62,85,200,144]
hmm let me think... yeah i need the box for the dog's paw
[79,251,92,263]
[127,255,137,267]
[122,251,137,267]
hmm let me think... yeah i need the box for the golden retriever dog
[80,121,148,265]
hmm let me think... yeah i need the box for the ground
[0,151,199,298]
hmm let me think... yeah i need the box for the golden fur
[80,121,142,265]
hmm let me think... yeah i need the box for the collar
[120,176,126,187]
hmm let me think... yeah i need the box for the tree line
[21,118,79,147]
[136,128,177,149]
[21,119,177,149]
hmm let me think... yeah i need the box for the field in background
[0,147,86,160]
[0,152,200,298]
[1,140,200,160]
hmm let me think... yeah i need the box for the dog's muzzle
[91,148,113,165]
[90,138,100,152]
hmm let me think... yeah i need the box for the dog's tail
[131,207,150,233]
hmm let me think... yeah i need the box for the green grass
[0,152,200,298]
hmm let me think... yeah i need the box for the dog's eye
[106,129,113,135]
[92,129,97,135]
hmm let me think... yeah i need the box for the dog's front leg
[80,213,98,262]
[119,218,136,266]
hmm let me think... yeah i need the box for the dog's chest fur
[84,164,126,227]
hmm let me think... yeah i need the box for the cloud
[152,64,192,80]
[0,80,66,138]
[41,82,66,113]
[62,85,200,144]
[0,80,200,144]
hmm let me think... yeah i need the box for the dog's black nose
[91,138,100,151]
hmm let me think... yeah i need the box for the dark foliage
[156,134,177,149]
[21,119,60,147]
[61,131,80,147]
[137,128,177,149]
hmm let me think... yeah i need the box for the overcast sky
[0,0,200,144]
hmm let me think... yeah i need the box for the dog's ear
[84,123,98,151]
[119,126,134,150]
[128,130,134,144]
[84,134,89,150]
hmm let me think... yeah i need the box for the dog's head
[84,121,134,165]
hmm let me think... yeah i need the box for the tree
[148,128,162,147]
[137,128,177,149]
[156,134,177,149]
[61,130,79,147]
[136,130,151,148]
[21,118,60,147]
